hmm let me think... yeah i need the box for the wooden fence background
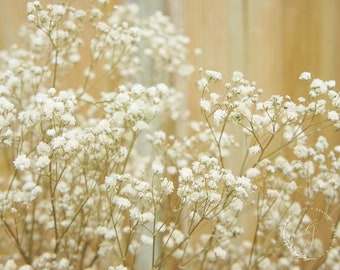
[129,0,340,144]
[1,0,339,103]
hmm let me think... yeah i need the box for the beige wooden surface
[181,0,340,96]
[179,0,340,147]
[1,0,339,95]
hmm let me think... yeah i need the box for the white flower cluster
[142,11,193,76]
[26,2,83,73]
[0,1,340,270]
[0,96,16,146]
[85,2,192,84]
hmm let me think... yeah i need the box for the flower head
[13,155,30,171]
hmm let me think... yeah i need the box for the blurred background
[0,0,339,133]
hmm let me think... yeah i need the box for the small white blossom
[98,0,110,4]
[293,144,309,158]
[36,142,51,155]
[328,110,339,121]
[214,246,227,260]
[315,136,328,153]
[133,120,149,132]
[246,167,260,178]
[299,71,311,80]
[209,92,220,105]
[13,155,30,170]
[161,178,174,195]
[179,167,193,182]
[141,212,154,223]
[49,4,66,17]
[326,80,336,89]
[248,145,261,155]
[57,258,70,269]
[213,109,227,125]
[36,156,51,168]
[113,196,131,210]
[266,189,280,198]
[230,198,244,211]
[152,160,164,175]
[232,71,244,82]
[51,136,66,149]
[108,265,128,270]
[205,69,222,81]
[197,77,208,91]
[310,78,327,94]
[19,265,33,270]
[4,260,17,270]
[199,98,211,112]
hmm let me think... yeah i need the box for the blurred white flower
[299,71,311,80]
[13,155,30,171]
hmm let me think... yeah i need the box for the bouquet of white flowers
[0,1,339,269]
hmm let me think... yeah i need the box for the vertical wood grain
[180,0,339,146]
[246,0,284,97]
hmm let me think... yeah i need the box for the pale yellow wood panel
[0,1,26,50]
[246,0,285,97]
[320,0,340,80]
[283,0,322,99]
[181,0,339,142]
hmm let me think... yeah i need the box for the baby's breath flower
[4,260,17,270]
[299,71,311,80]
[13,155,31,171]
[293,144,309,159]
[214,246,227,260]
[112,196,131,210]
[133,120,148,132]
[246,167,260,178]
[248,145,261,155]
[36,142,51,155]
[108,265,128,270]
[197,77,208,91]
[19,265,33,270]
[209,92,220,105]
[232,71,244,82]
[179,167,193,182]
[48,4,66,17]
[213,109,227,125]
[141,212,154,223]
[98,0,110,4]
[315,136,328,153]
[230,198,244,211]
[51,136,66,149]
[326,80,336,89]
[328,110,339,121]
[161,178,174,195]
[152,160,164,175]
[310,78,328,94]
[199,98,211,112]
[36,156,50,169]
[205,69,222,81]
